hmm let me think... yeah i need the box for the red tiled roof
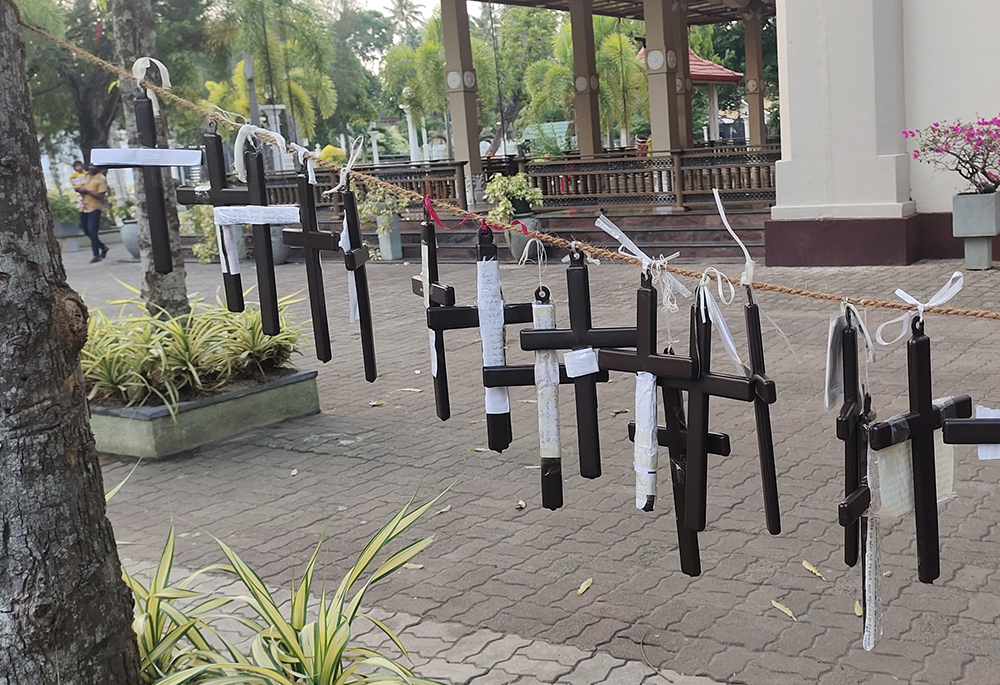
[636,48,744,85]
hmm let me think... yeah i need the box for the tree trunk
[109,0,190,317]
[62,33,120,163]
[0,3,142,684]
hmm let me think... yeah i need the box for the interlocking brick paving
[71,247,1000,684]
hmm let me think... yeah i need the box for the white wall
[903,0,1000,213]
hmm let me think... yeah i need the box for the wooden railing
[264,159,468,210]
[520,144,781,211]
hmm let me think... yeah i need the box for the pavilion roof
[635,47,743,84]
[488,0,774,23]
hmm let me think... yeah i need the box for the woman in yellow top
[75,163,109,263]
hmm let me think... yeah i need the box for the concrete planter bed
[90,369,319,459]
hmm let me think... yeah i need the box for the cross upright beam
[175,124,281,333]
[836,310,873,568]
[744,291,781,534]
[868,318,972,583]
[520,250,636,479]
[282,166,340,362]
[340,187,377,382]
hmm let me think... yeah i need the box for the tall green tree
[0,1,142,680]
[387,0,422,48]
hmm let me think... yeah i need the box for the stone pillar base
[964,237,993,270]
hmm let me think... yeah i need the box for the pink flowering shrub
[904,116,1000,193]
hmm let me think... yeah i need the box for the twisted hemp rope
[16,15,1000,323]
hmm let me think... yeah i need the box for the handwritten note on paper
[634,371,658,510]
[533,303,561,459]
[478,260,510,414]
[564,347,600,378]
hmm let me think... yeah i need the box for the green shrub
[483,172,544,225]
[82,296,303,417]
[47,188,78,223]
[181,206,220,263]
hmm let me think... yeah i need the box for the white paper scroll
[975,405,1000,460]
[340,217,360,323]
[91,147,202,168]
[533,302,561,464]
[216,224,242,276]
[634,371,658,510]
[875,427,954,518]
[477,259,510,415]
[212,205,300,227]
[563,347,600,378]
[421,240,438,377]
[862,504,883,651]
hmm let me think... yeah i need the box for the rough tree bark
[109,0,190,317]
[0,2,142,683]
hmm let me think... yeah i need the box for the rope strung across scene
[16,14,1000,323]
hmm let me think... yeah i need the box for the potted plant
[47,188,80,238]
[906,117,1000,269]
[111,196,141,259]
[484,172,545,260]
[356,178,407,261]
[82,292,316,459]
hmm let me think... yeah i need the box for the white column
[772,0,914,220]
[708,84,720,141]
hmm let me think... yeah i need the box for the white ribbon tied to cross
[595,214,691,311]
[328,135,365,196]
[289,142,317,185]
[131,57,171,116]
[339,216,360,323]
[712,188,754,287]
[698,267,748,375]
[874,271,964,345]
[233,124,286,182]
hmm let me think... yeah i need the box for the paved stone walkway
[69,246,1000,684]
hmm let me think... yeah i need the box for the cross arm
[176,186,252,207]
[627,422,731,456]
[943,417,1000,445]
[655,372,755,402]
[344,246,369,271]
[483,364,610,387]
[282,227,340,252]
[412,276,457,306]
[520,326,636,352]
[837,399,861,441]
[839,484,871,527]
[598,348,696,378]
[869,395,972,450]
[427,302,532,331]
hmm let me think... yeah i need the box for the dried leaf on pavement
[470,447,489,452]
[609,409,629,417]
[771,600,797,621]
[398,388,423,393]
[854,601,863,617]
[435,505,452,515]
[403,563,423,569]
[578,578,593,595]
[802,560,825,580]
[368,400,388,407]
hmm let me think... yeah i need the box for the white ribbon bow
[289,142,316,185]
[874,271,964,345]
[596,214,691,312]
[698,268,746,374]
[131,57,171,117]
[330,135,365,195]
[712,188,754,287]
[233,124,286,182]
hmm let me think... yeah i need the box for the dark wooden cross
[520,250,635,479]
[483,286,611,510]
[339,186,378,382]
[410,222,532,451]
[281,164,340,362]
[626,370,731,577]
[943,415,1000,446]
[175,123,281,333]
[743,289,782,535]
[836,309,874,569]
[868,318,971,583]
[90,90,201,275]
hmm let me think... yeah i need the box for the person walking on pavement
[75,163,110,263]
[69,159,88,235]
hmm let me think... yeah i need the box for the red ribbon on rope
[422,195,507,233]
[511,220,529,235]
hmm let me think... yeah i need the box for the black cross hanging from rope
[483,284,611,510]
[411,222,532,453]
[837,308,874,569]
[175,123,281,333]
[519,250,635,479]
[612,287,775,533]
[338,184,378,382]
[868,318,971,583]
[91,89,201,275]
[281,164,340,362]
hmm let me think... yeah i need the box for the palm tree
[389,0,423,47]
[596,29,647,147]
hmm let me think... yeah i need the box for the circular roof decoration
[590,75,599,91]
[446,71,462,90]
[667,49,677,70]
[575,75,589,92]
[747,78,759,93]
[463,70,476,88]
